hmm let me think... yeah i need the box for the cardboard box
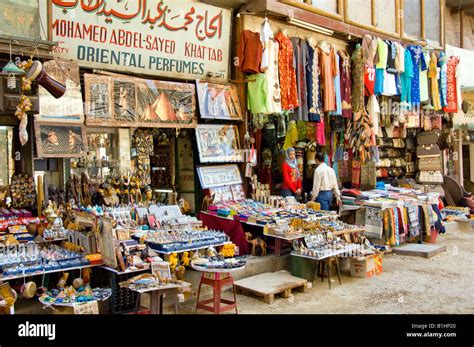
[350,254,383,278]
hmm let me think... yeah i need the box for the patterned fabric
[444,56,460,113]
[338,50,352,118]
[307,43,322,120]
[291,37,309,120]
[263,39,282,113]
[351,46,365,113]
[429,52,441,111]
[438,52,448,107]
[275,32,299,111]
[407,45,427,106]
[407,205,420,238]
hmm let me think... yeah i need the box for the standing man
[311,153,342,210]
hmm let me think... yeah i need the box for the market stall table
[126,283,181,315]
[192,263,243,314]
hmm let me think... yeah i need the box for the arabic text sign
[48,0,231,80]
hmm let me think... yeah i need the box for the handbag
[418,171,443,184]
[416,130,441,145]
[406,162,416,173]
[417,144,441,158]
[418,157,442,171]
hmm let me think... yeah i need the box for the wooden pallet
[234,270,309,304]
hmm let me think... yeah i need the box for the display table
[126,284,181,315]
[198,212,249,255]
[264,233,304,256]
[192,264,242,314]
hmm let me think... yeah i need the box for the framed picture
[136,79,196,128]
[196,165,243,189]
[84,74,112,125]
[34,122,88,158]
[196,80,243,121]
[37,60,84,123]
[84,74,197,128]
[151,261,171,280]
[195,124,243,163]
[113,79,137,124]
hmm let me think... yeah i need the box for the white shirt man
[311,156,341,210]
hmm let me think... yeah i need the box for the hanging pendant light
[1,41,25,89]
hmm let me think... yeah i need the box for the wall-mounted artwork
[84,74,196,128]
[196,80,243,121]
[195,125,243,163]
[35,122,87,158]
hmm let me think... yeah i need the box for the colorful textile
[275,32,299,111]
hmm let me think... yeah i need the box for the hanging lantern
[2,60,25,89]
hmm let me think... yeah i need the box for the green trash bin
[291,256,316,281]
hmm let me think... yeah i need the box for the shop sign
[47,0,231,80]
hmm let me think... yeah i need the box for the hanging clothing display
[264,39,282,113]
[351,45,365,113]
[247,73,268,114]
[401,49,414,104]
[316,117,326,145]
[329,52,342,116]
[291,37,309,120]
[429,52,441,111]
[438,52,448,107]
[362,34,377,66]
[283,120,298,150]
[320,45,337,112]
[275,32,299,111]
[237,30,263,74]
[364,64,376,96]
[260,20,272,71]
[374,38,388,95]
[394,42,405,73]
[444,56,460,113]
[307,42,322,121]
[338,50,352,118]
[419,51,431,103]
[407,45,427,105]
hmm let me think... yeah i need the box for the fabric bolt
[275,32,299,111]
[307,43,322,121]
[419,51,431,103]
[247,73,268,114]
[374,68,385,95]
[385,40,397,74]
[338,50,352,118]
[351,46,365,113]
[362,34,377,66]
[320,45,337,112]
[237,30,263,74]
[382,70,398,96]
[407,45,427,105]
[291,37,309,120]
[438,52,448,107]
[401,49,414,104]
[395,42,405,73]
[329,53,342,116]
[429,52,441,111]
[444,56,460,113]
[364,64,376,96]
[263,39,282,113]
[283,120,298,150]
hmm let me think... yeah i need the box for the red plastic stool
[195,272,238,314]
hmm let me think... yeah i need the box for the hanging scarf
[285,147,300,179]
